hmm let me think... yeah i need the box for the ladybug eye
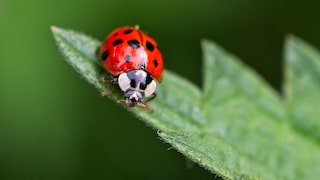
[130,79,136,88]
[139,83,146,90]
[146,41,155,51]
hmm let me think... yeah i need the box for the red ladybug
[99,26,163,109]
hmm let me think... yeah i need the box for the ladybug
[99,26,163,109]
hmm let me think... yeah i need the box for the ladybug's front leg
[117,99,152,112]
[100,75,117,96]
[136,102,152,112]
[100,75,118,84]
[137,93,157,112]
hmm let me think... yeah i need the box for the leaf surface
[52,27,320,180]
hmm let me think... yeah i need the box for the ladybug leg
[100,75,118,84]
[116,99,153,112]
[135,93,157,111]
[100,89,113,96]
[100,75,118,96]
[136,102,152,111]
[116,99,126,104]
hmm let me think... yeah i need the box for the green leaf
[284,36,320,142]
[52,26,320,180]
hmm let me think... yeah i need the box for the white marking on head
[118,73,131,92]
[135,70,147,77]
[130,92,139,101]
[144,80,157,97]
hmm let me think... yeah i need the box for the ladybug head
[124,90,143,107]
[118,70,157,107]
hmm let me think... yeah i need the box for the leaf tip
[50,26,67,38]
[200,38,209,44]
[200,38,212,49]
[285,34,304,48]
[50,25,59,33]
[285,33,295,41]
[285,34,296,44]
[200,38,222,53]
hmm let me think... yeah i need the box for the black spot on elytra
[128,39,140,49]
[146,41,155,51]
[153,59,158,68]
[112,39,124,46]
[124,55,131,62]
[113,32,118,37]
[101,50,109,60]
[123,29,133,34]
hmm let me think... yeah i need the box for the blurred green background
[1,0,320,179]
